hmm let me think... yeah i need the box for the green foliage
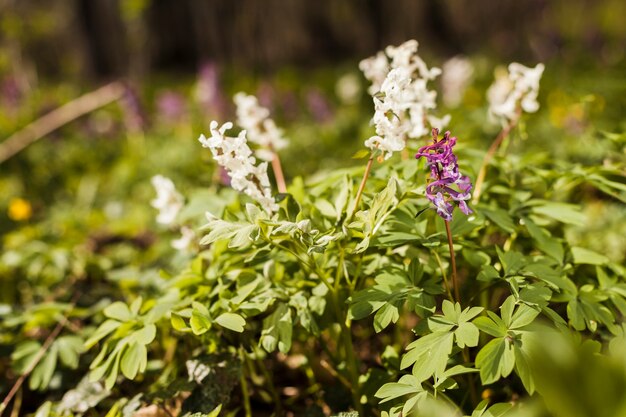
[1,50,625,417]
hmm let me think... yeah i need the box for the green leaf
[375,374,422,403]
[349,288,389,320]
[84,320,121,349]
[434,365,478,389]
[524,217,564,262]
[482,207,516,233]
[190,303,212,335]
[499,296,516,328]
[513,341,535,394]
[401,332,454,381]
[132,324,156,345]
[29,345,58,390]
[531,202,586,226]
[509,304,540,329]
[104,302,133,322]
[478,265,500,282]
[373,301,400,333]
[456,322,480,348]
[120,343,147,379]
[261,304,293,353]
[571,247,609,265]
[215,312,246,333]
[475,338,515,384]
[315,199,337,218]
[171,312,189,331]
[56,336,84,369]
[483,402,514,417]
[474,316,507,338]
[496,248,527,276]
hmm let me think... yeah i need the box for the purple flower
[415,129,473,221]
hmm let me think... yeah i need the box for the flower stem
[352,155,374,214]
[270,148,287,193]
[444,220,460,304]
[472,110,521,205]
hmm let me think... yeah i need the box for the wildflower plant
[198,120,278,213]
[415,128,473,221]
[4,39,626,417]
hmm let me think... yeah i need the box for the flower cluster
[234,92,288,161]
[198,121,278,213]
[488,62,545,124]
[415,129,472,221]
[360,40,450,160]
[151,175,184,225]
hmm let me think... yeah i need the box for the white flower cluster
[359,40,449,160]
[441,56,474,107]
[488,62,545,124]
[234,93,287,161]
[198,121,278,213]
[151,175,197,252]
[151,175,184,225]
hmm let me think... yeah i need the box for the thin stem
[472,110,521,205]
[1,294,79,416]
[352,156,375,215]
[239,348,252,417]
[444,221,460,304]
[270,147,287,193]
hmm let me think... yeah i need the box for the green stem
[444,220,460,304]
[239,348,252,417]
[351,155,375,216]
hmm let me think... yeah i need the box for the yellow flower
[8,198,32,221]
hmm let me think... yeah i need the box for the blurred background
[2,0,626,79]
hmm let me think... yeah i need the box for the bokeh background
[2,0,626,78]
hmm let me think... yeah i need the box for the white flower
[361,40,449,159]
[359,51,388,95]
[233,92,287,160]
[199,121,278,213]
[488,62,544,124]
[441,56,474,107]
[171,226,195,251]
[151,175,184,225]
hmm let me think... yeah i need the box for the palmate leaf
[400,331,454,382]
[475,337,515,385]
[473,296,540,391]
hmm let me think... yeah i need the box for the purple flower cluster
[415,129,473,221]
